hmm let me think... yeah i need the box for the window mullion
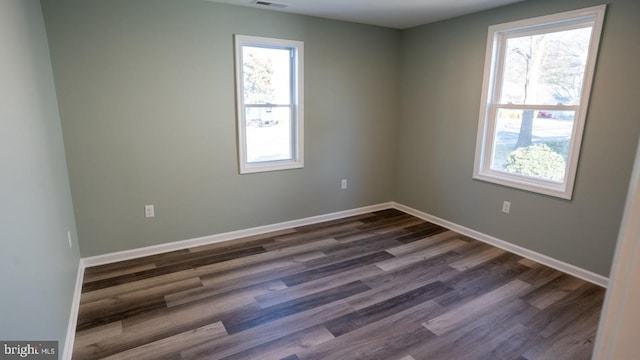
[495,104,580,111]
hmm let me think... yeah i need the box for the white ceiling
[207,0,526,29]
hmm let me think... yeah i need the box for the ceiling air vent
[252,0,288,8]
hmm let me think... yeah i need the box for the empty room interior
[2,0,640,358]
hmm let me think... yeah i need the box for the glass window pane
[235,35,303,174]
[245,106,292,163]
[242,46,291,105]
[491,108,575,182]
[499,27,592,106]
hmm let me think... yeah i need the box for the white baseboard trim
[392,202,609,288]
[65,200,607,359]
[80,200,609,287]
[63,258,85,360]
[83,202,394,268]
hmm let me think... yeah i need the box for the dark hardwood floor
[73,209,605,359]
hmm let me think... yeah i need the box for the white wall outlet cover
[502,201,511,214]
[144,205,155,218]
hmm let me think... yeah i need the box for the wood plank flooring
[73,209,605,359]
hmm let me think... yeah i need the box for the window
[473,6,606,199]
[235,35,304,174]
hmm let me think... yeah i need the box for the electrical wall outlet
[502,201,511,214]
[145,205,155,218]
[341,179,348,190]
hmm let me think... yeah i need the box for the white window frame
[473,5,606,199]
[234,35,304,174]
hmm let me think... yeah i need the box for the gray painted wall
[40,0,400,257]
[0,0,80,348]
[38,0,638,276]
[396,0,640,276]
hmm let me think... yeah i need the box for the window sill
[240,161,304,174]
[473,171,573,200]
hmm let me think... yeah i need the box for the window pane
[491,108,575,182]
[474,6,605,198]
[499,27,592,106]
[242,46,291,105]
[245,106,292,163]
[236,35,303,174]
